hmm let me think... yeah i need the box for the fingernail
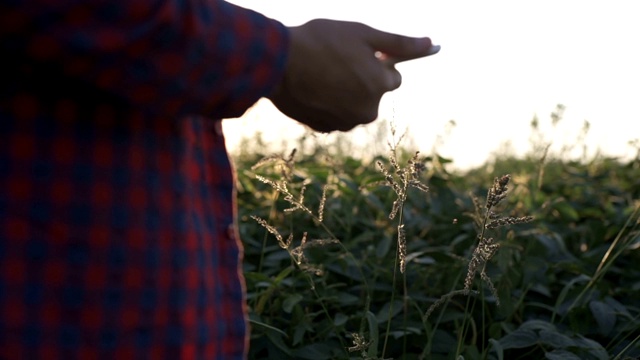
[427,44,441,55]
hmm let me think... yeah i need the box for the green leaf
[274,266,295,283]
[376,234,392,258]
[554,274,591,317]
[292,342,336,360]
[244,271,273,283]
[539,330,576,349]
[324,263,364,281]
[534,233,572,260]
[499,328,538,349]
[293,324,307,346]
[464,344,480,360]
[335,292,360,306]
[451,233,471,248]
[366,311,379,358]
[282,293,304,313]
[545,349,582,360]
[413,256,436,265]
[604,296,631,317]
[375,300,403,323]
[567,307,592,335]
[389,327,422,339]
[553,200,580,221]
[573,336,608,360]
[489,338,504,360]
[522,257,550,285]
[404,251,425,263]
[431,330,457,354]
[348,230,374,244]
[519,320,557,332]
[264,250,291,263]
[530,283,552,297]
[589,300,616,336]
[333,312,348,327]
[437,154,453,164]
[249,318,289,338]
[265,327,292,356]
[364,192,386,212]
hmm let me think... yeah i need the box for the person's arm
[1,0,288,119]
[268,19,440,132]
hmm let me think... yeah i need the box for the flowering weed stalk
[250,149,375,357]
[367,123,429,357]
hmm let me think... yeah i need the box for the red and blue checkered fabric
[0,1,288,359]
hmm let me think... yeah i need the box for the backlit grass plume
[373,125,428,273]
[249,148,374,358]
[425,174,533,320]
[250,149,336,275]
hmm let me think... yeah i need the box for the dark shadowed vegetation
[231,112,640,359]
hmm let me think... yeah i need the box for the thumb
[367,30,439,64]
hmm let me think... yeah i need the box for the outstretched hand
[267,19,440,133]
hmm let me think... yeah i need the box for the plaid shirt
[0,1,288,359]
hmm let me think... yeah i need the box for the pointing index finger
[366,26,439,62]
[377,44,441,66]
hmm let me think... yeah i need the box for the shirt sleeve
[1,0,290,120]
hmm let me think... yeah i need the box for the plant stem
[382,204,406,358]
[258,189,281,274]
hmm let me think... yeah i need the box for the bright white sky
[223,0,640,170]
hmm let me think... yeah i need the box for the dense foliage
[232,137,640,359]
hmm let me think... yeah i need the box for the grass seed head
[398,224,407,273]
[251,216,289,249]
[486,174,511,209]
[317,185,329,223]
[486,216,534,229]
[251,148,297,180]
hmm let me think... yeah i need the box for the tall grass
[234,112,640,359]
